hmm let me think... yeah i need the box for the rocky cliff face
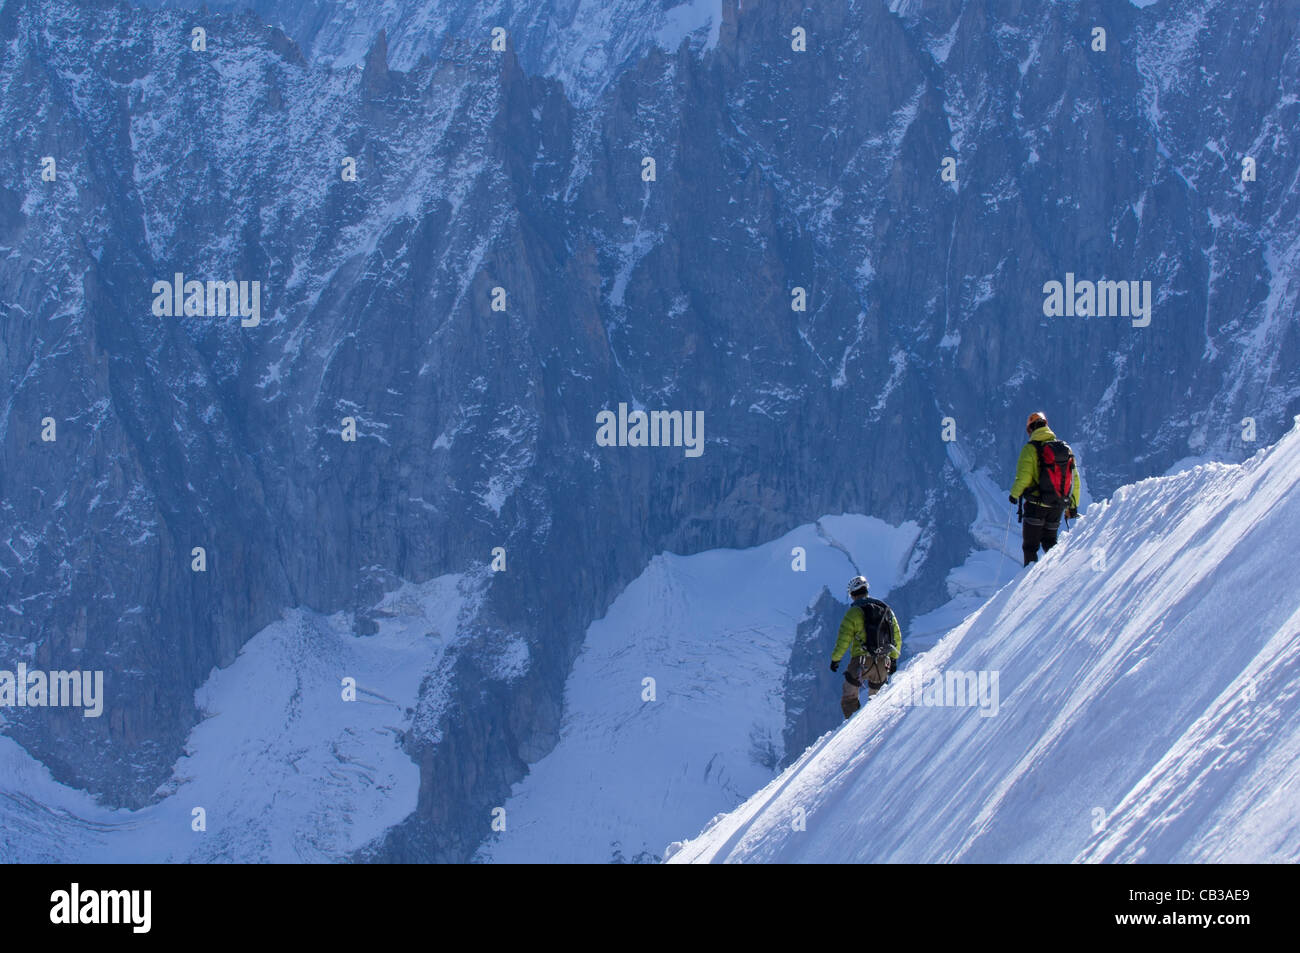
[2,0,1297,860]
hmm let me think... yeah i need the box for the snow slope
[477,514,921,863]
[668,420,1300,863]
[0,573,482,862]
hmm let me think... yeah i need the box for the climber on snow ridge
[830,575,901,719]
[1009,411,1082,566]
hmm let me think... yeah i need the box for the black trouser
[1022,499,1064,565]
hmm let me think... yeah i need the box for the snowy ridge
[477,514,921,864]
[908,437,1093,654]
[668,420,1300,863]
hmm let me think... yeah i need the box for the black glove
[829,659,839,673]
[888,657,897,675]
[1009,495,1017,505]
[1068,506,1079,519]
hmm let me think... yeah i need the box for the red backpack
[1032,439,1075,505]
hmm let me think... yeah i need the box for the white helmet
[847,575,869,597]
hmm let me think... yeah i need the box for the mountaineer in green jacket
[829,575,902,719]
[1009,411,1082,566]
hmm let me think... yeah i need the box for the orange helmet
[1026,411,1048,434]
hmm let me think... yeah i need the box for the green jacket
[1010,426,1081,508]
[832,599,902,662]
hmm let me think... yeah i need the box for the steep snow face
[477,515,921,864]
[668,420,1300,864]
[0,574,483,862]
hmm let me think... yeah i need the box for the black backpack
[858,599,894,656]
[1032,439,1075,506]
